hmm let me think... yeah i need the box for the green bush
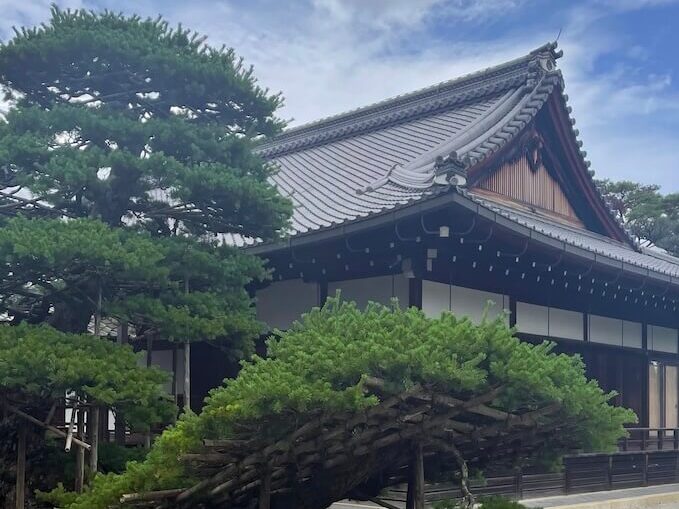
[67,297,634,509]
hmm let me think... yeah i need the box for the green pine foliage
[67,298,635,509]
[0,6,291,343]
[0,323,174,428]
[0,8,291,502]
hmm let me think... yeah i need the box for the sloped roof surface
[225,43,563,247]
[229,42,679,281]
[468,192,679,278]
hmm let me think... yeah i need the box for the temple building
[239,42,679,432]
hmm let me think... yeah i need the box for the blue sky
[1,0,678,190]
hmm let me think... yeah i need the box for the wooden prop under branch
[119,379,564,509]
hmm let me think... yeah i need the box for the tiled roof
[467,192,679,279]
[229,41,679,281]
[225,42,564,247]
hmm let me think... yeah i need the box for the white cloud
[0,0,677,191]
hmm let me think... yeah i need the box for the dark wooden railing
[383,428,679,503]
[620,427,679,451]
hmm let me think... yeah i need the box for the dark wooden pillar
[406,461,415,509]
[508,296,517,328]
[414,443,425,509]
[15,426,26,509]
[259,469,271,509]
[115,323,129,445]
[319,279,328,307]
[642,323,650,427]
[409,278,422,309]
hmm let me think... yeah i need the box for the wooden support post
[15,426,26,509]
[89,407,99,480]
[4,403,90,451]
[183,277,191,412]
[115,323,129,445]
[144,336,153,448]
[406,460,415,509]
[258,469,271,509]
[184,342,191,412]
[414,442,425,509]
[172,344,179,404]
[75,414,85,493]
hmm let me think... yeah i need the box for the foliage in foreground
[0,323,174,428]
[65,298,635,509]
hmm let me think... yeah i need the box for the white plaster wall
[422,280,450,317]
[549,308,584,340]
[329,274,409,309]
[650,325,678,353]
[516,302,582,340]
[516,302,549,335]
[623,320,643,349]
[139,347,186,394]
[256,279,319,330]
[588,315,642,348]
[589,314,623,346]
[422,280,508,324]
[451,285,508,324]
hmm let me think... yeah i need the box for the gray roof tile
[225,44,562,248]
[231,42,679,283]
[468,193,679,278]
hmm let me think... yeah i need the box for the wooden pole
[406,459,415,509]
[15,426,26,509]
[3,403,90,451]
[146,336,154,367]
[172,343,178,404]
[89,407,100,479]
[144,335,153,449]
[258,469,271,509]
[414,442,424,509]
[115,322,129,445]
[184,342,191,412]
[184,277,191,412]
[74,412,85,493]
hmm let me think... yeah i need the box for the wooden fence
[384,428,679,503]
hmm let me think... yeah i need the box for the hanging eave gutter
[247,189,674,288]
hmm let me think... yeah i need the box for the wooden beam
[414,442,425,509]
[172,344,179,404]
[184,341,191,412]
[15,426,26,509]
[89,407,100,479]
[368,497,402,509]
[405,466,415,509]
[409,277,422,309]
[115,322,129,445]
[3,403,90,451]
[75,415,85,493]
[120,489,184,503]
[258,469,271,509]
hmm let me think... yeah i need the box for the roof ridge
[258,42,561,158]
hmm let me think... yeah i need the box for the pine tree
[0,6,290,349]
[0,7,290,502]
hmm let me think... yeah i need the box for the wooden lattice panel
[477,157,583,226]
